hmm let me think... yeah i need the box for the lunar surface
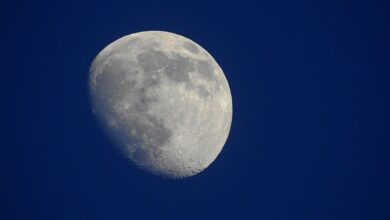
[89,31,232,178]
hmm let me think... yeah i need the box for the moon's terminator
[89,31,232,178]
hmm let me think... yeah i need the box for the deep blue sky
[1,0,389,219]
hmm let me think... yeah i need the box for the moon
[89,31,232,178]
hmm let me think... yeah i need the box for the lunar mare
[89,31,232,178]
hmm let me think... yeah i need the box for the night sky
[1,0,389,219]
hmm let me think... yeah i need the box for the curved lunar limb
[89,31,232,178]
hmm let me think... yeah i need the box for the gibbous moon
[89,31,232,178]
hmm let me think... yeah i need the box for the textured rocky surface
[89,31,232,178]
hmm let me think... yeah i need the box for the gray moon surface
[89,31,232,178]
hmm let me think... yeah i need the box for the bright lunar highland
[89,31,232,178]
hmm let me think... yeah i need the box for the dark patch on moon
[197,85,210,97]
[182,41,199,53]
[164,55,195,84]
[125,80,137,91]
[125,114,172,166]
[135,48,220,99]
[142,115,171,147]
[112,103,172,167]
[142,74,160,88]
[137,50,168,72]
[136,49,209,97]
[195,59,215,80]
[93,60,128,108]
[136,49,195,85]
